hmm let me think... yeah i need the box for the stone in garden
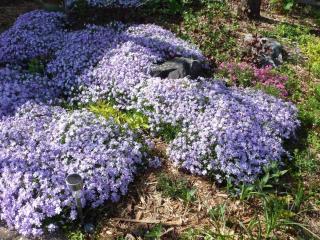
[150,57,205,79]
[244,34,285,67]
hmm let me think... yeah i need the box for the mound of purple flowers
[0,67,60,119]
[0,102,147,235]
[0,10,300,236]
[133,78,299,182]
[0,10,65,64]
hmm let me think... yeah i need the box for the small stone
[244,34,285,67]
[84,223,95,234]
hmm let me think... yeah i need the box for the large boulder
[150,57,205,79]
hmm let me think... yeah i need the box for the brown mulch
[94,161,228,239]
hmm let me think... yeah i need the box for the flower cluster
[0,102,146,235]
[0,67,60,119]
[46,23,203,105]
[0,10,299,236]
[71,0,142,7]
[218,62,288,97]
[132,78,299,182]
[0,10,65,64]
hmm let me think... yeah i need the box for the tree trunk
[238,0,262,19]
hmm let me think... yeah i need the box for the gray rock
[260,37,283,66]
[150,57,205,79]
[244,34,285,67]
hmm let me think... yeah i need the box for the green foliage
[180,1,239,63]
[269,0,296,13]
[182,204,234,239]
[293,148,318,173]
[143,0,195,15]
[208,203,228,228]
[227,162,288,201]
[280,23,309,41]
[276,64,302,100]
[298,84,320,127]
[255,83,281,97]
[88,101,149,130]
[73,0,89,16]
[156,174,197,203]
[264,23,320,78]
[262,22,310,43]
[180,228,216,240]
[302,35,320,78]
[27,58,45,74]
[67,230,85,240]
[157,122,182,143]
[217,64,253,87]
[144,224,163,240]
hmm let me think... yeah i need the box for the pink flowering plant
[218,62,288,97]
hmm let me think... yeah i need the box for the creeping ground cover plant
[0,102,149,235]
[0,10,300,236]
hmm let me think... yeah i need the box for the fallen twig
[111,218,183,226]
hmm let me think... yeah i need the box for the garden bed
[0,1,319,239]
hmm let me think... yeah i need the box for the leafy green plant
[88,101,149,130]
[157,122,182,143]
[143,0,194,16]
[293,148,318,173]
[28,58,45,74]
[208,204,235,239]
[255,83,281,97]
[269,0,296,13]
[276,64,301,100]
[279,23,310,42]
[67,230,85,240]
[302,36,320,78]
[144,224,163,240]
[180,227,218,240]
[180,1,239,63]
[156,174,197,203]
[227,162,288,201]
[298,84,320,127]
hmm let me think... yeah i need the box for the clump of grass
[301,36,320,78]
[157,122,182,143]
[144,224,163,240]
[298,84,320,127]
[156,174,196,203]
[88,101,149,130]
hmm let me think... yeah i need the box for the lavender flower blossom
[0,102,147,236]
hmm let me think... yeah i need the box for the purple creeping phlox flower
[134,78,299,183]
[0,67,60,119]
[46,23,204,106]
[0,10,65,64]
[0,10,300,236]
[0,102,148,236]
